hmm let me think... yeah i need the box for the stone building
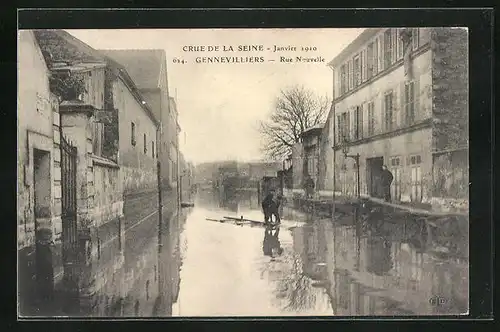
[17,29,176,315]
[17,30,65,313]
[290,124,324,196]
[325,27,468,211]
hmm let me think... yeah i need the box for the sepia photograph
[17,26,469,318]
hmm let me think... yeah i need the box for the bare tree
[259,85,330,160]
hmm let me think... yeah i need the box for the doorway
[366,157,384,198]
[33,148,54,304]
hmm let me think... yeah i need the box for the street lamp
[341,137,360,200]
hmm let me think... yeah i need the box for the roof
[301,123,325,137]
[34,30,159,126]
[98,49,165,89]
[51,62,107,72]
[327,28,382,68]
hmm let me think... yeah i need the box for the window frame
[353,54,362,87]
[340,64,348,95]
[366,42,374,79]
[390,156,402,201]
[367,101,375,136]
[409,154,423,202]
[384,91,394,132]
[404,81,416,125]
[131,122,136,146]
[384,29,393,69]
[412,28,420,50]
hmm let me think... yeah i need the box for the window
[131,122,136,146]
[397,29,404,60]
[384,91,394,131]
[348,60,354,91]
[366,42,374,79]
[404,81,416,125]
[390,157,402,201]
[92,122,104,156]
[384,29,393,69]
[339,112,350,142]
[353,54,362,87]
[143,133,147,154]
[367,101,375,136]
[412,28,420,50]
[353,105,363,140]
[373,38,379,74]
[409,154,423,202]
[152,141,155,158]
[340,64,348,95]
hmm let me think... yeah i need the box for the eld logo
[429,296,449,307]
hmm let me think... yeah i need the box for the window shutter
[346,111,351,141]
[400,82,405,127]
[360,104,365,138]
[392,29,398,62]
[381,94,386,133]
[348,60,354,90]
[414,78,421,121]
[378,37,384,71]
[361,50,366,82]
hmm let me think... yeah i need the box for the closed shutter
[379,36,384,72]
[362,50,367,82]
[392,29,398,63]
[381,94,386,132]
[346,111,351,141]
[360,104,364,139]
[348,60,354,90]
[414,78,421,121]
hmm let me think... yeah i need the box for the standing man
[381,165,394,202]
[262,189,275,224]
[303,174,315,199]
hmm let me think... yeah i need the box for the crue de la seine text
[176,44,323,64]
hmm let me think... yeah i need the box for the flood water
[171,189,468,316]
[27,188,468,317]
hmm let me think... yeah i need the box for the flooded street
[170,190,468,316]
[46,189,467,317]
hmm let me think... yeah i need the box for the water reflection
[64,188,467,317]
[63,206,189,317]
[263,225,283,259]
[183,190,467,316]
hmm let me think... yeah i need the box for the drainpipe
[329,64,336,221]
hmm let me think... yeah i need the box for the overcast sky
[67,28,364,164]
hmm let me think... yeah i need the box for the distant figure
[304,175,315,199]
[262,189,281,224]
[381,165,394,202]
[262,225,283,258]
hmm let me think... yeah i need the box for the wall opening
[33,149,51,218]
[366,156,384,198]
[33,148,54,304]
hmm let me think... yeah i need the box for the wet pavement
[21,189,469,317]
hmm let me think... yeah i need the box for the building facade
[100,49,179,191]
[18,31,65,313]
[326,27,468,210]
[18,29,176,315]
